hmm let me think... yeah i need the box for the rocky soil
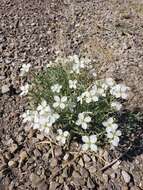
[0,0,143,189]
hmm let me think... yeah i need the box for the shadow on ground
[117,109,143,161]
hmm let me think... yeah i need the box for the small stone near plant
[122,170,131,184]
[1,85,9,94]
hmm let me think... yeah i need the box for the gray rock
[0,76,5,80]
[49,181,59,190]
[72,171,81,179]
[17,135,25,143]
[112,160,121,170]
[62,168,68,178]
[79,167,89,178]
[1,85,9,94]
[19,151,28,163]
[72,178,85,187]
[110,172,116,179]
[37,133,45,140]
[54,147,62,157]
[4,152,13,160]
[78,158,84,167]
[37,182,48,190]
[83,154,91,162]
[121,170,131,183]
[42,153,50,161]
[50,158,58,168]
[8,160,17,168]
[34,149,41,158]
[9,143,18,153]
[102,173,109,183]
[87,177,95,189]
[30,173,42,187]
[88,166,97,174]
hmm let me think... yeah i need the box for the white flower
[105,78,115,87]
[107,130,121,147]
[103,118,121,147]
[26,101,60,133]
[56,129,69,145]
[102,117,115,128]
[53,96,67,109]
[77,92,86,104]
[20,64,31,76]
[84,90,99,103]
[69,80,77,89]
[111,101,122,111]
[22,110,36,123]
[97,88,106,97]
[20,83,29,96]
[32,104,60,133]
[69,55,85,74]
[51,83,62,93]
[82,135,98,152]
[76,113,91,129]
[110,84,130,99]
[37,100,47,112]
[106,123,118,134]
[110,130,121,147]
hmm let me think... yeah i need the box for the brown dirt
[0,0,143,189]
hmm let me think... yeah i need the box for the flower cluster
[22,100,60,134]
[20,55,130,151]
[102,118,121,147]
[82,135,98,152]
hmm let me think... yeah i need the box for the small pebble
[63,153,69,161]
[122,170,131,184]
[54,147,62,157]
[112,160,121,170]
[72,171,81,179]
[83,154,91,162]
[102,173,109,183]
[50,158,58,168]
[87,177,95,189]
[30,173,42,187]
[10,143,18,153]
[8,160,17,168]
[110,172,116,179]
[78,158,84,167]
[19,151,28,162]
[1,85,9,94]
[38,182,48,190]
[37,133,44,140]
[5,152,13,160]
[49,181,59,190]
[0,76,5,80]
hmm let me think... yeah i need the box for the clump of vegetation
[20,55,130,151]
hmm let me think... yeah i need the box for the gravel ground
[0,0,143,189]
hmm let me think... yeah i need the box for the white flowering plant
[20,55,130,151]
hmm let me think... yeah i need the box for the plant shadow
[117,108,143,162]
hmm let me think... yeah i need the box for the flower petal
[90,144,98,152]
[60,103,65,109]
[82,136,89,143]
[54,96,60,102]
[62,96,67,102]
[82,144,89,151]
[53,102,59,108]
[82,122,88,129]
[84,116,91,123]
[90,135,97,143]
[63,131,69,137]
